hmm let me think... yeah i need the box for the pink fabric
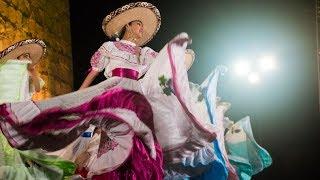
[91,50,103,68]
[5,88,152,134]
[77,136,163,180]
[150,51,158,58]
[0,88,155,148]
[90,49,108,72]
[0,88,163,178]
[143,47,158,59]
[111,68,139,80]
[97,130,120,158]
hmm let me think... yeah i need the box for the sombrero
[102,2,161,46]
[0,39,46,65]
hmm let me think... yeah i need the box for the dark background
[69,0,320,179]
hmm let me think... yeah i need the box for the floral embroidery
[90,50,103,69]
[113,42,143,64]
[149,51,158,58]
[158,75,174,96]
[114,41,141,55]
[97,130,119,158]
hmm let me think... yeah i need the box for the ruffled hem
[76,136,163,179]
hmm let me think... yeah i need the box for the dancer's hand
[185,49,195,70]
[79,70,99,90]
[28,64,41,92]
[27,64,36,73]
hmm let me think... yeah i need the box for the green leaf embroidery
[158,75,174,96]
[197,93,204,102]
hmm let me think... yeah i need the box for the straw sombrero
[0,39,46,65]
[102,2,161,46]
[185,49,195,70]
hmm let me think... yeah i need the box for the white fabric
[90,40,157,78]
[0,59,45,103]
[0,60,30,103]
[10,101,41,124]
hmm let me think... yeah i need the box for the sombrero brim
[0,39,46,65]
[185,49,195,70]
[102,2,161,46]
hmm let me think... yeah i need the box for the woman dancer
[0,39,75,180]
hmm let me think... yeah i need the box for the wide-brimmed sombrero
[0,39,46,65]
[102,2,161,46]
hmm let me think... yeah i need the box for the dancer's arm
[79,70,100,90]
[79,42,113,90]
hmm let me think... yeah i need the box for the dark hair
[17,53,31,60]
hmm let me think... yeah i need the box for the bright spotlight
[248,72,260,84]
[234,60,251,76]
[259,55,276,71]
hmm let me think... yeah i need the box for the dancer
[0,3,166,179]
[79,2,215,164]
[0,2,216,179]
[0,2,271,180]
[0,39,75,180]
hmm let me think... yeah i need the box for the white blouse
[90,40,158,78]
[0,60,44,103]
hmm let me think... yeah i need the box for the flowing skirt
[0,33,218,178]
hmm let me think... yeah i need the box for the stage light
[259,55,276,72]
[234,60,251,76]
[248,72,260,84]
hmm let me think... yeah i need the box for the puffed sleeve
[139,47,158,66]
[90,42,113,72]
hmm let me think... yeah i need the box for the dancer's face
[127,20,144,39]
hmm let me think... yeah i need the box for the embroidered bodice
[90,40,158,78]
